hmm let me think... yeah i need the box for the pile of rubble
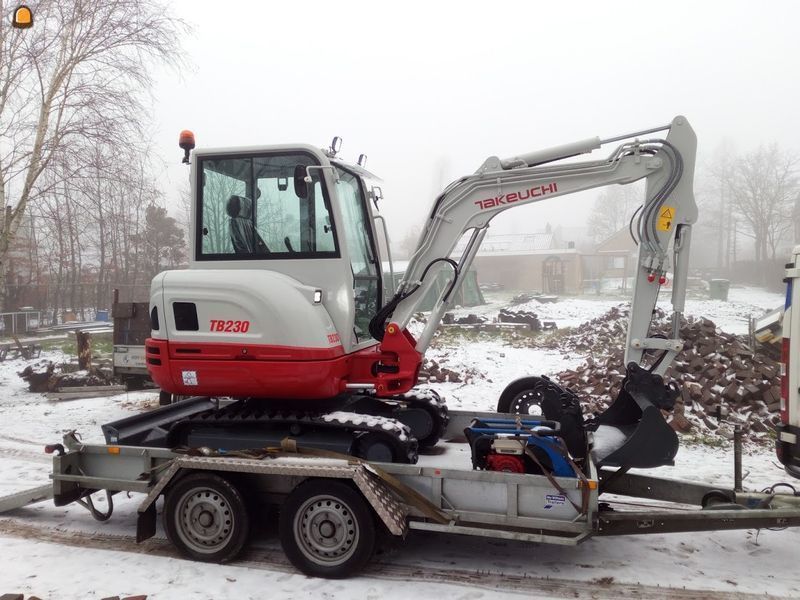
[421,358,485,384]
[555,306,782,443]
[441,308,554,332]
[545,305,633,355]
[19,360,113,393]
[498,308,542,330]
[442,313,488,325]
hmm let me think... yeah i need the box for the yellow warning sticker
[657,206,675,232]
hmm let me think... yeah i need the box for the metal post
[734,425,743,492]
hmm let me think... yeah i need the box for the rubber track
[349,389,449,449]
[171,402,418,463]
[0,519,783,599]
[401,391,449,448]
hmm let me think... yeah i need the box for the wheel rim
[294,494,359,567]
[511,389,544,416]
[174,486,234,554]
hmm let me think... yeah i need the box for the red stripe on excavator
[145,329,422,400]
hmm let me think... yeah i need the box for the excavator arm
[371,116,697,377]
[359,116,697,470]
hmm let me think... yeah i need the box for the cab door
[333,166,382,345]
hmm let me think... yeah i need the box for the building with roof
[580,228,637,293]
[452,231,582,294]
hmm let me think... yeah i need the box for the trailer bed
[3,407,800,577]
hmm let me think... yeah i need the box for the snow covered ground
[425,285,784,412]
[457,284,784,333]
[0,286,797,599]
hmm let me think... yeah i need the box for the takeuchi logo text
[474,182,558,210]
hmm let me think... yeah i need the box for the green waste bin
[709,279,730,301]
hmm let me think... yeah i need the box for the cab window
[198,153,338,259]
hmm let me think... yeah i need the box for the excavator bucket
[588,363,679,470]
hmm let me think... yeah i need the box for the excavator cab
[190,146,386,352]
[147,142,397,400]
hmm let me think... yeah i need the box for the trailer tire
[163,472,249,563]
[279,479,375,578]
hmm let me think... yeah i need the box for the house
[451,232,583,294]
[581,228,637,293]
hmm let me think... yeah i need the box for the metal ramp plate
[0,484,53,514]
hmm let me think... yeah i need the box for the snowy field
[0,286,797,599]
[426,285,785,412]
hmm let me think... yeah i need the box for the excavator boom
[374,116,696,379]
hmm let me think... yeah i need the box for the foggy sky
[151,0,800,244]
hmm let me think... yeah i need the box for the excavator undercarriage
[103,390,448,464]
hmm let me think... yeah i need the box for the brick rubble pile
[554,306,781,443]
[421,358,485,384]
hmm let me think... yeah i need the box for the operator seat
[226,195,270,255]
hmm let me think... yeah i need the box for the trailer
[3,400,800,579]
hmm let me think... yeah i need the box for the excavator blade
[589,363,679,469]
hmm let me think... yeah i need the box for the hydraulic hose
[368,258,458,341]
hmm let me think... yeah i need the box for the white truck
[776,248,800,476]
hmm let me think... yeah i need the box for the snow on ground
[0,286,797,598]
[680,285,784,334]
[455,285,784,334]
[425,342,582,412]
[428,287,783,412]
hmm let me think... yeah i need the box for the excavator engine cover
[587,363,679,469]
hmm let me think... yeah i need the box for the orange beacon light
[12,5,33,29]
[179,130,196,165]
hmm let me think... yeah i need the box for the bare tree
[729,145,799,265]
[700,142,737,270]
[589,183,644,244]
[0,0,185,309]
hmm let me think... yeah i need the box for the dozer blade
[589,363,679,470]
[102,396,218,447]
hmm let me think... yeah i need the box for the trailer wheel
[279,479,375,578]
[164,472,249,563]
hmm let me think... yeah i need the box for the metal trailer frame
[3,409,800,578]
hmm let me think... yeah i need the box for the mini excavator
[139,117,697,470]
